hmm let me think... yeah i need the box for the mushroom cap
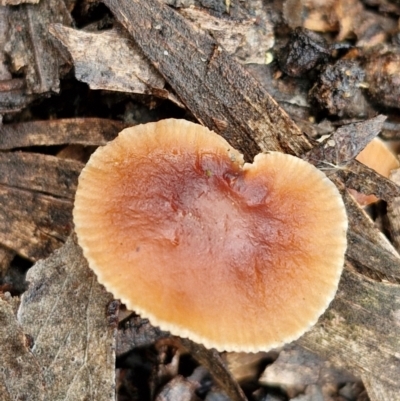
[352,137,400,206]
[74,119,348,352]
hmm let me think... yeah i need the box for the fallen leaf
[18,235,117,400]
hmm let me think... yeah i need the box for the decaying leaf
[18,235,117,401]
[0,295,45,400]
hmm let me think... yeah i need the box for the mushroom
[73,119,348,352]
[350,137,400,206]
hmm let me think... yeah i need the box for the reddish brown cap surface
[74,119,348,352]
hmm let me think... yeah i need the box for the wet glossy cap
[73,119,348,352]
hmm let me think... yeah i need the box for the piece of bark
[18,235,117,401]
[336,159,400,204]
[0,185,72,261]
[1,0,39,4]
[298,263,400,401]
[180,338,248,401]
[49,24,171,99]
[259,344,359,398]
[304,115,387,167]
[0,152,83,200]
[365,50,400,110]
[117,314,170,356]
[277,27,331,78]
[0,245,15,281]
[245,63,311,122]
[381,117,400,140]
[309,59,368,119]
[387,168,400,253]
[179,6,274,64]
[0,78,35,114]
[0,296,45,400]
[336,181,400,280]
[5,0,72,95]
[223,352,275,384]
[362,376,400,401]
[0,7,11,80]
[0,118,128,150]
[102,0,312,161]
[155,375,201,401]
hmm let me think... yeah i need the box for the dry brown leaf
[0,296,45,400]
[17,235,117,401]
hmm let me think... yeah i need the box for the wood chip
[5,0,72,94]
[304,115,387,167]
[0,118,128,149]
[299,264,400,401]
[0,185,72,261]
[49,24,171,98]
[0,152,83,199]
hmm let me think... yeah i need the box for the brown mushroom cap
[74,119,348,352]
[351,137,400,206]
